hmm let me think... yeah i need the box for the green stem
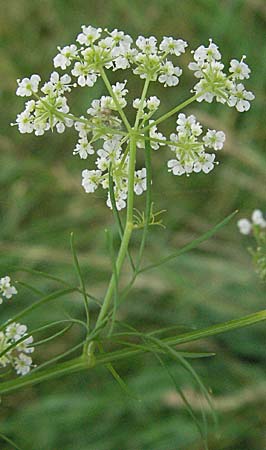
[95,134,137,329]
[95,222,133,328]
[0,288,76,332]
[2,309,266,395]
[99,67,132,133]
[141,94,198,132]
[134,78,150,129]
[136,131,152,270]
[126,134,137,223]
[59,112,128,137]
[108,169,135,272]
[70,232,90,330]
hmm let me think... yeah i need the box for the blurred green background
[1,0,266,449]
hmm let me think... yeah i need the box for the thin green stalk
[95,222,133,328]
[30,342,86,374]
[0,432,22,450]
[95,134,137,329]
[141,94,198,133]
[0,357,87,394]
[99,67,132,132]
[16,280,44,296]
[1,309,266,395]
[106,230,119,336]
[126,133,137,223]
[10,266,101,305]
[0,319,81,359]
[139,210,238,273]
[70,232,90,329]
[59,111,128,137]
[108,169,135,272]
[116,211,237,307]
[33,324,73,347]
[134,78,150,128]
[136,131,152,270]
[0,288,76,332]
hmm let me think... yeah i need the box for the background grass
[0,0,266,448]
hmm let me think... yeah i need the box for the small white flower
[112,81,128,97]
[188,61,205,78]
[193,40,221,62]
[82,169,102,193]
[113,54,130,70]
[227,83,255,112]
[158,62,182,87]
[149,122,166,150]
[75,119,91,138]
[136,36,157,54]
[111,80,128,108]
[133,98,144,109]
[134,168,147,195]
[167,159,186,176]
[15,110,34,134]
[176,113,202,136]
[97,137,122,164]
[73,137,94,159]
[193,153,216,174]
[77,25,102,45]
[0,319,34,375]
[41,72,72,95]
[229,59,250,80]
[203,130,226,150]
[16,335,34,354]
[159,37,188,56]
[14,353,32,376]
[237,218,252,235]
[0,276,17,300]
[87,99,102,116]
[16,74,41,97]
[53,45,77,69]
[0,332,10,367]
[5,323,27,342]
[107,189,127,210]
[72,62,98,87]
[252,210,266,228]
[147,96,160,111]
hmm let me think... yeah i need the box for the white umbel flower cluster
[0,276,17,305]
[189,39,255,111]
[238,210,266,235]
[167,113,225,176]
[0,322,34,376]
[13,25,255,210]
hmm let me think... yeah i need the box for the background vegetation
[1,0,266,448]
